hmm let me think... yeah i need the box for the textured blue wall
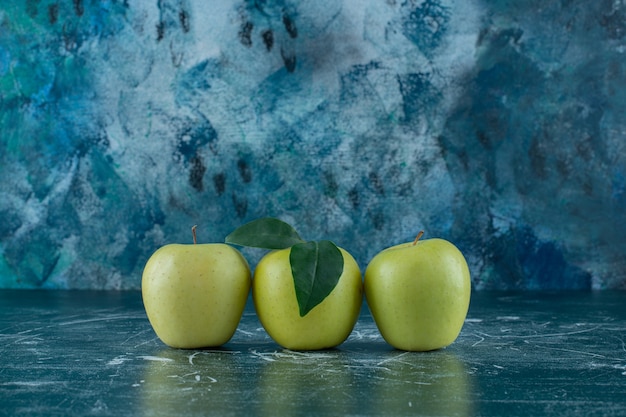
[1,1,625,290]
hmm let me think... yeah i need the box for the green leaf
[225,217,305,249]
[226,218,345,317]
[289,240,344,317]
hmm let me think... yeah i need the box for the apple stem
[412,230,424,246]
[192,225,198,245]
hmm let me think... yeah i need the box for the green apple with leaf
[226,218,362,350]
[142,226,251,349]
[364,231,471,351]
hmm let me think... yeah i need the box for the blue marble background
[1,0,625,290]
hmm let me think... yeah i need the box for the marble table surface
[1,290,625,416]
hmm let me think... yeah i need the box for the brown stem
[412,230,424,246]
[191,225,198,244]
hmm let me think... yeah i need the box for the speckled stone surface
[1,1,625,289]
[2,290,626,416]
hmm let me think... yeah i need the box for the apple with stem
[364,231,471,351]
[225,218,363,350]
[142,226,251,349]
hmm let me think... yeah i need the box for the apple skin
[141,243,251,349]
[253,247,363,350]
[364,238,471,351]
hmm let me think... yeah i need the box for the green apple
[253,246,363,350]
[141,227,251,349]
[364,232,471,351]
[225,217,364,351]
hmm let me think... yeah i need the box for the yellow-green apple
[225,217,364,351]
[141,226,251,348]
[253,246,362,350]
[364,232,471,351]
